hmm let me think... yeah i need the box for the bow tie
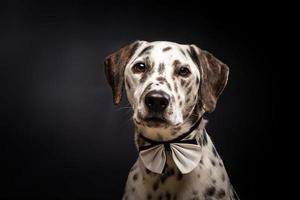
[138,119,202,174]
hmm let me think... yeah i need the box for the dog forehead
[150,41,187,52]
[126,41,199,74]
[149,41,187,49]
[142,41,190,63]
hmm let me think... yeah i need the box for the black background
[1,1,283,199]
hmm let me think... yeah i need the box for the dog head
[104,41,229,140]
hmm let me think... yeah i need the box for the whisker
[115,106,132,111]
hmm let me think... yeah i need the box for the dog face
[124,41,200,127]
[104,41,229,140]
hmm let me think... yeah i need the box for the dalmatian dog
[104,41,239,200]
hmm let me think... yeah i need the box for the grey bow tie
[138,119,202,174]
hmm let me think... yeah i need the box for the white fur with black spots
[104,41,239,200]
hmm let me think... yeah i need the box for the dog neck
[134,118,208,176]
[135,117,208,153]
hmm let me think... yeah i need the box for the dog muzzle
[138,119,202,174]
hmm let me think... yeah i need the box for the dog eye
[178,67,191,77]
[132,62,147,73]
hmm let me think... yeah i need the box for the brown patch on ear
[104,41,141,105]
[190,45,229,112]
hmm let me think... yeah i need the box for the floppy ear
[189,45,229,113]
[104,41,141,105]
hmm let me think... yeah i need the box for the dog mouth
[135,116,169,127]
[145,117,166,123]
[145,117,169,127]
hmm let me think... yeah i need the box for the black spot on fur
[153,182,159,191]
[219,161,224,167]
[144,83,153,92]
[147,193,152,200]
[133,173,138,181]
[202,132,208,146]
[180,79,186,86]
[198,137,202,146]
[138,45,154,57]
[221,173,225,182]
[188,46,200,67]
[177,172,183,180]
[174,83,178,92]
[186,81,191,88]
[157,76,167,82]
[180,49,186,57]
[165,191,171,200]
[186,86,192,96]
[200,158,203,165]
[183,113,189,119]
[212,146,218,157]
[158,194,163,200]
[131,187,135,192]
[173,59,181,67]
[145,56,154,68]
[132,40,142,51]
[205,186,216,197]
[125,78,131,89]
[140,73,148,84]
[217,189,226,198]
[211,159,216,166]
[188,105,200,124]
[186,97,190,103]
[194,95,197,101]
[166,82,172,91]
[197,174,201,178]
[196,77,200,85]
[169,94,174,101]
[162,46,172,52]
[146,168,151,174]
[158,63,165,74]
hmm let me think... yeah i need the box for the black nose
[145,91,170,112]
